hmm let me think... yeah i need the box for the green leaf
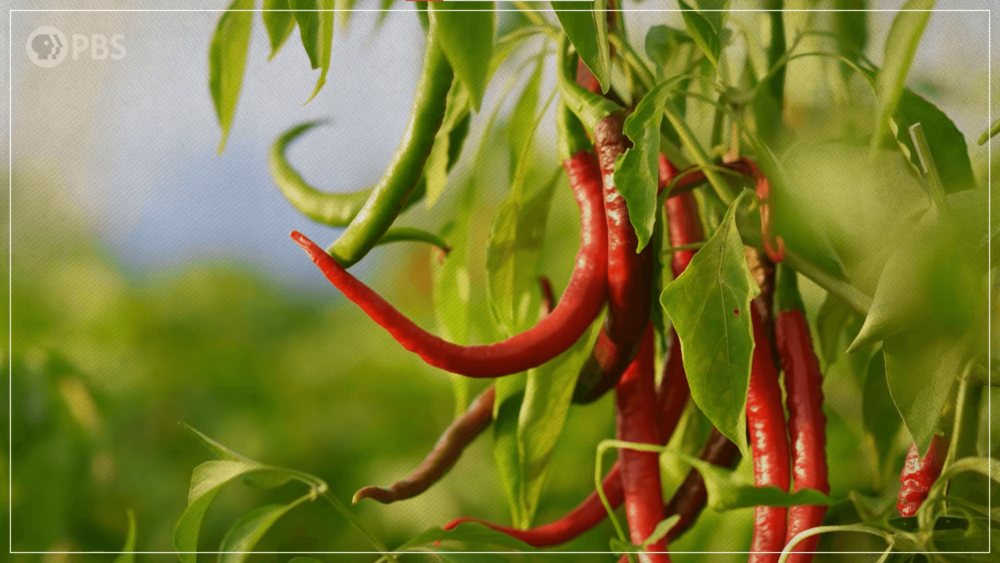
[430,3,496,111]
[218,498,309,563]
[861,350,903,489]
[661,191,759,457]
[486,94,557,338]
[508,56,544,174]
[815,293,854,365]
[209,0,254,154]
[174,428,327,563]
[891,89,975,194]
[665,449,833,510]
[848,490,895,524]
[614,76,689,251]
[292,0,335,103]
[289,559,324,563]
[644,25,692,76]
[693,0,729,35]
[885,331,969,456]
[375,0,395,30]
[642,515,681,548]
[335,0,355,32]
[397,522,538,552]
[679,0,720,69]
[832,0,868,76]
[175,460,295,563]
[425,82,472,208]
[978,117,1000,145]
[262,0,296,60]
[113,510,136,563]
[492,383,527,527]
[180,421,249,462]
[551,0,612,94]
[871,0,934,152]
[518,316,599,524]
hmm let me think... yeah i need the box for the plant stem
[321,491,394,557]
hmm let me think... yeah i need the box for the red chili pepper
[291,150,608,378]
[775,265,829,561]
[729,159,784,263]
[574,114,654,403]
[615,324,669,561]
[352,386,495,505]
[748,306,792,563]
[897,435,946,517]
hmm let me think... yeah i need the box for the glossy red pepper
[574,114,654,403]
[897,435,946,517]
[775,265,829,561]
[748,306,792,563]
[291,150,608,378]
[615,324,669,561]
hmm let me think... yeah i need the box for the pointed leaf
[679,0,720,69]
[492,383,527,527]
[518,317,599,524]
[113,510,136,563]
[397,521,538,552]
[861,350,903,487]
[891,89,975,194]
[209,0,254,154]
[661,191,758,457]
[614,76,689,250]
[181,422,249,462]
[425,82,472,208]
[262,0,296,60]
[430,2,496,111]
[871,0,934,151]
[292,0,334,102]
[551,0,611,94]
[218,498,309,563]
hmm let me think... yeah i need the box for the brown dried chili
[352,386,496,505]
[290,150,608,378]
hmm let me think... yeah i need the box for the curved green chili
[374,227,450,255]
[324,20,454,267]
[556,35,622,133]
[271,113,470,228]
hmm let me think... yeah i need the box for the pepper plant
[177,1,995,561]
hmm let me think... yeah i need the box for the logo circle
[27,26,68,68]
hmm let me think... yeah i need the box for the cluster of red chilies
[287,29,974,563]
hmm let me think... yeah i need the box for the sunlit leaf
[891,89,975,194]
[872,0,934,152]
[397,521,539,552]
[832,0,868,80]
[492,383,526,527]
[292,0,335,102]
[661,191,758,457]
[551,0,611,94]
[518,314,598,524]
[694,0,729,35]
[262,0,296,60]
[209,0,254,154]
[643,515,681,547]
[614,76,688,250]
[430,2,496,111]
[508,55,544,175]
[861,350,903,488]
[218,499,309,563]
[666,449,833,510]
[815,293,853,365]
[112,510,136,563]
[425,82,472,208]
[679,0,720,69]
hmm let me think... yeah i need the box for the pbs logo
[27,26,125,68]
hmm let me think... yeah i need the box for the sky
[5,1,996,291]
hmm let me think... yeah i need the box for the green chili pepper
[270,111,470,229]
[556,35,622,133]
[323,18,454,267]
[556,100,591,162]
